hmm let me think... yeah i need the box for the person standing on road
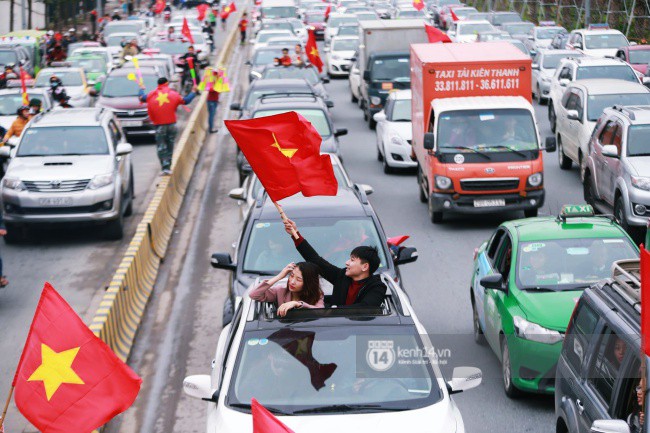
[208,7,217,28]
[283,219,387,307]
[202,20,215,48]
[207,69,220,133]
[139,77,198,175]
[238,13,249,45]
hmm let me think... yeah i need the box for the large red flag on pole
[197,3,210,20]
[641,245,650,356]
[252,398,295,433]
[425,24,452,43]
[10,283,142,433]
[182,17,195,44]
[413,0,425,11]
[305,29,324,72]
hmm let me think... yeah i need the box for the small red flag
[154,0,165,14]
[12,283,141,433]
[641,246,650,356]
[425,24,452,43]
[252,398,294,433]
[305,29,323,73]
[324,4,331,19]
[450,7,459,21]
[197,3,209,20]
[221,2,236,19]
[225,111,338,202]
[19,66,28,105]
[181,17,195,44]
[413,0,425,11]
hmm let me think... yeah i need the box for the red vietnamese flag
[12,283,141,433]
[225,111,338,202]
[450,7,459,21]
[324,4,331,19]
[154,0,165,14]
[221,2,236,19]
[197,3,209,20]
[182,17,195,44]
[412,0,425,11]
[19,66,29,105]
[252,398,294,433]
[425,24,452,43]
[305,29,323,72]
[641,246,650,356]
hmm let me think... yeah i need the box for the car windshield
[576,65,638,83]
[333,38,359,51]
[0,51,18,66]
[263,22,294,31]
[105,35,137,47]
[329,17,359,28]
[152,40,191,54]
[587,93,650,121]
[479,32,508,41]
[370,57,410,82]
[306,13,326,22]
[18,126,109,156]
[459,23,495,35]
[104,24,140,36]
[253,49,284,65]
[517,237,637,291]
[493,14,520,25]
[262,6,297,17]
[454,8,477,18]
[504,23,534,35]
[337,26,359,36]
[468,13,490,20]
[510,40,528,54]
[629,50,650,64]
[438,109,539,152]
[536,27,564,39]
[0,93,46,116]
[398,9,424,17]
[440,0,461,6]
[258,31,293,43]
[245,87,311,108]
[356,12,377,20]
[68,57,107,73]
[585,33,628,49]
[255,108,332,136]
[542,52,581,69]
[228,326,441,413]
[243,218,387,273]
[262,67,319,84]
[101,74,158,97]
[251,163,349,198]
[35,71,83,87]
[390,99,411,121]
[626,125,650,156]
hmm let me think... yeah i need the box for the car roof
[251,78,312,88]
[574,28,625,36]
[458,19,492,25]
[432,95,533,112]
[563,56,629,66]
[256,188,370,219]
[30,108,106,127]
[627,44,650,51]
[106,32,140,37]
[569,79,648,95]
[332,35,360,41]
[38,67,84,75]
[538,48,578,56]
[111,66,160,76]
[387,89,411,100]
[604,105,650,125]
[504,215,629,242]
[252,96,327,113]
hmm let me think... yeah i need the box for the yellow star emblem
[310,47,319,57]
[295,337,311,357]
[156,91,170,106]
[270,132,298,158]
[414,0,421,4]
[28,344,85,401]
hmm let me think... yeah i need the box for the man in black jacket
[284,219,387,307]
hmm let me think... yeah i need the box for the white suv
[565,27,630,57]
[554,79,650,178]
[547,56,640,132]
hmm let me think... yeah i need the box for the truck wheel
[123,171,135,217]
[548,104,557,133]
[428,194,443,224]
[501,337,521,398]
[104,215,124,240]
[557,137,572,170]
[583,173,595,205]
[614,196,630,233]
[524,208,538,218]
[368,113,377,130]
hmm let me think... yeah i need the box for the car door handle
[576,399,585,414]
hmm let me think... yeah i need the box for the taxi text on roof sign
[560,204,595,219]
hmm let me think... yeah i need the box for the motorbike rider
[49,76,71,108]
[47,43,67,65]
[2,106,30,145]
[179,45,200,89]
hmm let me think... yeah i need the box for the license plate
[474,199,505,208]
[38,197,73,207]
[121,120,143,127]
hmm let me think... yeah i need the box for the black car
[259,65,331,103]
[211,186,418,325]
[0,45,34,77]
[555,259,648,433]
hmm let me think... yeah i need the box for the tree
[28,0,33,28]
[9,0,14,32]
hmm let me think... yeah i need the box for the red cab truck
[411,42,557,223]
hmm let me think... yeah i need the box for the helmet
[16,105,29,115]
[69,28,76,33]
[47,30,54,36]
[82,27,89,32]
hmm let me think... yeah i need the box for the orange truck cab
[411,42,557,223]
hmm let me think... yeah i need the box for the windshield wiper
[293,404,406,414]
[521,286,557,292]
[444,146,491,160]
[229,403,293,415]
[489,144,528,158]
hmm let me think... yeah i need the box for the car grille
[460,178,520,191]
[113,109,148,120]
[23,179,91,193]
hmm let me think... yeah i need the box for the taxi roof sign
[587,23,610,30]
[560,204,595,220]
[539,21,556,26]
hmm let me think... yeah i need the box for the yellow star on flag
[156,91,170,106]
[270,132,298,158]
[414,0,421,4]
[310,47,319,57]
[28,344,85,401]
[295,337,311,357]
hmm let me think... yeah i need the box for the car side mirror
[446,366,482,395]
[602,144,620,158]
[211,252,236,270]
[480,273,506,292]
[182,375,219,402]
[574,43,583,49]
[423,132,435,150]
[396,246,418,265]
[590,419,630,433]
[324,46,330,52]
[630,41,637,46]
[335,128,348,137]
[559,78,570,87]
[531,63,539,70]
[643,76,650,85]
[545,136,557,152]
[116,142,133,155]
[358,183,373,195]
[326,100,335,108]
[0,146,11,159]
[230,102,242,111]
[228,187,245,200]
[244,60,252,66]
[363,70,370,81]
[566,109,580,121]
[373,111,387,122]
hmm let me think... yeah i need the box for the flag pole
[0,386,14,428]
[273,201,298,239]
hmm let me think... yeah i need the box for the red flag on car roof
[413,0,425,11]
[450,7,459,21]
[252,398,294,433]
[305,29,324,73]
[224,111,338,202]
[425,24,452,43]
[181,17,195,44]
[641,246,650,356]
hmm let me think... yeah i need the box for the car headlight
[370,96,381,105]
[527,172,543,187]
[250,71,262,79]
[513,316,564,344]
[435,175,452,190]
[390,134,407,146]
[632,176,650,191]
[3,177,25,191]
[88,173,115,190]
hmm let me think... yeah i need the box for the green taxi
[66,53,110,92]
[470,205,639,396]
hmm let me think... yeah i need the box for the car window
[390,99,411,121]
[588,93,650,122]
[627,124,650,156]
[600,121,618,145]
[612,122,623,153]
[559,66,572,80]
[615,357,642,422]
[588,328,625,406]
[575,90,584,119]
[495,234,512,278]
[18,126,110,156]
[564,92,578,110]
[384,98,394,119]
[576,65,638,83]
[254,108,332,137]
[35,70,83,87]
[486,228,506,263]
[564,301,599,373]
